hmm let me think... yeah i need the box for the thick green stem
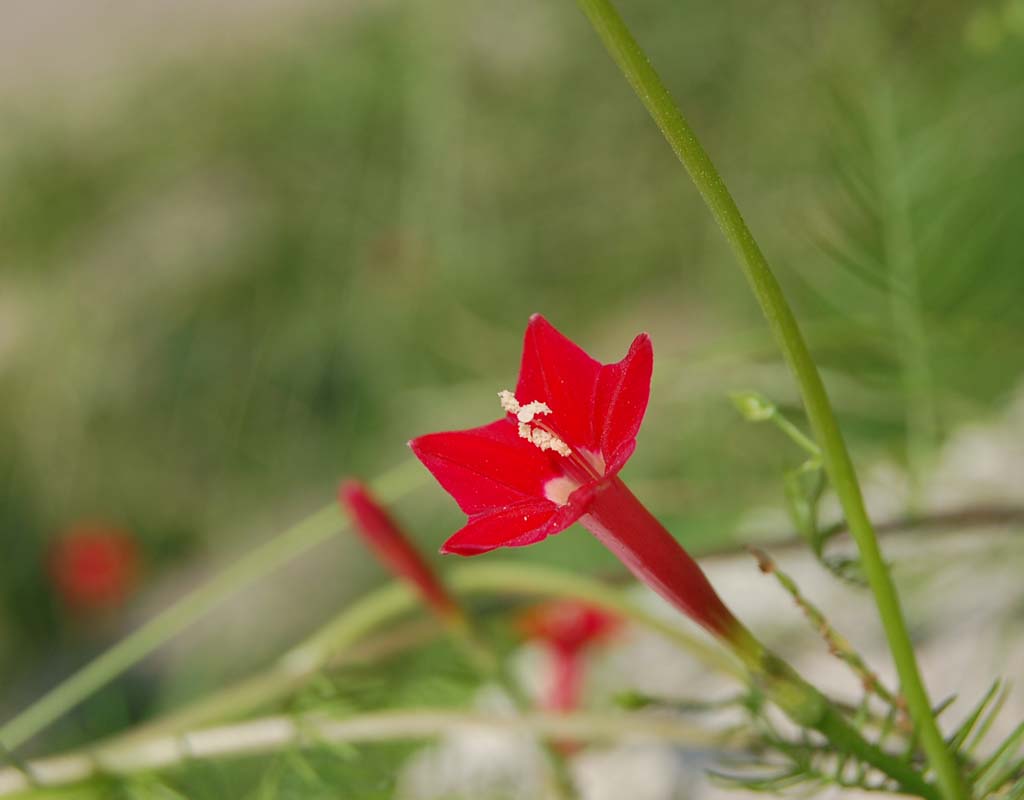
[729,625,937,800]
[570,2,965,799]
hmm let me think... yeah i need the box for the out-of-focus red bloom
[518,601,620,712]
[48,525,140,613]
[338,480,462,623]
[518,601,620,655]
[410,314,742,640]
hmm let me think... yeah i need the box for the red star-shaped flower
[411,314,653,556]
[411,314,740,639]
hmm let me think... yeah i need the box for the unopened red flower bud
[338,480,462,623]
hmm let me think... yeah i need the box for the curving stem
[568,1,967,798]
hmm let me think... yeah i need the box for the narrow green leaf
[972,720,1024,796]
[966,682,1010,756]
[946,680,1001,754]
[1006,774,1024,800]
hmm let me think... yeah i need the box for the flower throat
[497,390,605,484]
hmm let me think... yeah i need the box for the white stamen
[498,390,520,415]
[518,422,572,457]
[516,400,551,424]
[499,390,571,457]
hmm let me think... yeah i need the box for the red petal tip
[439,541,479,557]
[627,332,653,355]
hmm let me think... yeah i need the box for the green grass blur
[1,0,1023,754]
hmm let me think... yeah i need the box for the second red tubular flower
[518,601,620,713]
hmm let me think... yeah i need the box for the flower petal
[410,419,562,515]
[594,333,653,472]
[515,314,601,451]
[440,502,560,555]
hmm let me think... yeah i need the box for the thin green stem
[569,2,965,799]
[749,548,900,709]
[0,505,340,754]
[730,391,822,457]
[445,612,576,799]
[0,708,733,797]
[61,561,737,798]
[446,562,743,679]
[96,561,741,754]
[727,625,937,800]
[0,460,427,754]
[114,583,421,746]
[773,414,822,459]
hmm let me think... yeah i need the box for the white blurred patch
[396,686,548,800]
[573,744,698,800]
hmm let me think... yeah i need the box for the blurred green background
[1,0,1023,763]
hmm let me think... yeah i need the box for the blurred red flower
[48,525,140,613]
[518,600,620,656]
[518,601,620,712]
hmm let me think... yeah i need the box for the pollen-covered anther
[518,422,572,457]
[498,390,520,415]
[499,391,552,422]
[516,401,552,424]
[500,390,570,456]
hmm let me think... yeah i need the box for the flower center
[498,390,571,456]
[497,390,606,488]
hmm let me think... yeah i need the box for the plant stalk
[580,475,931,795]
[91,560,739,773]
[0,460,427,754]
[0,709,733,797]
[0,504,344,755]
[569,2,965,798]
[728,625,937,800]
